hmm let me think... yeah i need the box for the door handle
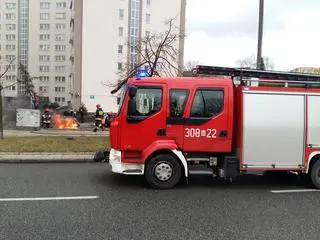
[157,129,166,136]
[219,130,228,138]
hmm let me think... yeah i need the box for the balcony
[69,31,75,45]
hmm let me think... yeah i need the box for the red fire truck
[108,65,320,189]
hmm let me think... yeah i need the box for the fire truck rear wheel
[310,160,320,189]
[145,154,181,189]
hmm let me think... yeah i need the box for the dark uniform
[94,104,104,132]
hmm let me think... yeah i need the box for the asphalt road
[0,163,319,240]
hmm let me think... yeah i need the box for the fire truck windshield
[116,85,127,116]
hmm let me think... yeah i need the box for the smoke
[2,96,32,129]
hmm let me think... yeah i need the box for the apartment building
[0,0,72,106]
[0,0,20,97]
[28,0,72,105]
[71,0,186,112]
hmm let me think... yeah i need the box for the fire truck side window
[170,89,189,117]
[128,87,162,117]
[190,89,224,118]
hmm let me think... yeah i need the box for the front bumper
[109,148,144,175]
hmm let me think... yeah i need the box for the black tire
[310,160,320,189]
[145,154,181,189]
[299,172,313,188]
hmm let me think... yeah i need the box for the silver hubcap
[154,162,173,181]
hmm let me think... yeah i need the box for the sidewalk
[0,150,109,163]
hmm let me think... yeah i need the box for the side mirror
[128,86,137,99]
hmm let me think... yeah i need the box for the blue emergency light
[136,68,149,79]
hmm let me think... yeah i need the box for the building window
[5,44,16,51]
[55,55,66,62]
[6,55,15,61]
[40,34,50,41]
[118,45,123,54]
[55,23,66,30]
[55,87,66,92]
[119,9,124,20]
[118,62,123,71]
[55,76,66,82]
[56,2,67,8]
[40,13,50,20]
[146,13,150,24]
[130,0,141,69]
[146,0,151,6]
[55,34,66,41]
[55,97,65,103]
[55,45,66,51]
[39,66,50,72]
[7,85,16,91]
[40,44,50,51]
[5,65,16,72]
[40,2,50,9]
[39,86,49,93]
[39,76,50,81]
[6,24,16,30]
[55,13,66,19]
[5,75,17,81]
[55,66,66,72]
[5,13,16,20]
[40,24,50,30]
[39,96,50,103]
[118,27,124,37]
[39,55,50,62]
[5,2,16,9]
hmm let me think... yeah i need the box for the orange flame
[51,114,79,130]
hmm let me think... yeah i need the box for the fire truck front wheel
[145,154,182,189]
[310,160,320,189]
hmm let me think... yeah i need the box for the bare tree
[0,59,15,139]
[108,18,183,94]
[184,60,203,71]
[18,63,38,103]
[236,53,274,70]
[0,62,39,139]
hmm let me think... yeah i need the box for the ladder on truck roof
[194,65,320,86]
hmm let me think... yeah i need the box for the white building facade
[76,0,186,112]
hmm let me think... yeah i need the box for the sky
[184,0,320,71]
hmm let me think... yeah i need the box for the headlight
[109,148,121,163]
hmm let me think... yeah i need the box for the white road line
[270,189,320,193]
[0,196,99,202]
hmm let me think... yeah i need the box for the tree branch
[0,59,15,80]
[109,18,181,94]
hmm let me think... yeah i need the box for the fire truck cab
[109,65,320,189]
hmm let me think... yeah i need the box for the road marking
[0,196,99,202]
[270,189,320,193]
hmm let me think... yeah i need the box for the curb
[29,131,109,136]
[0,154,95,163]
[0,151,110,163]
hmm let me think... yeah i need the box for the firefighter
[41,108,52,128]
[93,104,104,132]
